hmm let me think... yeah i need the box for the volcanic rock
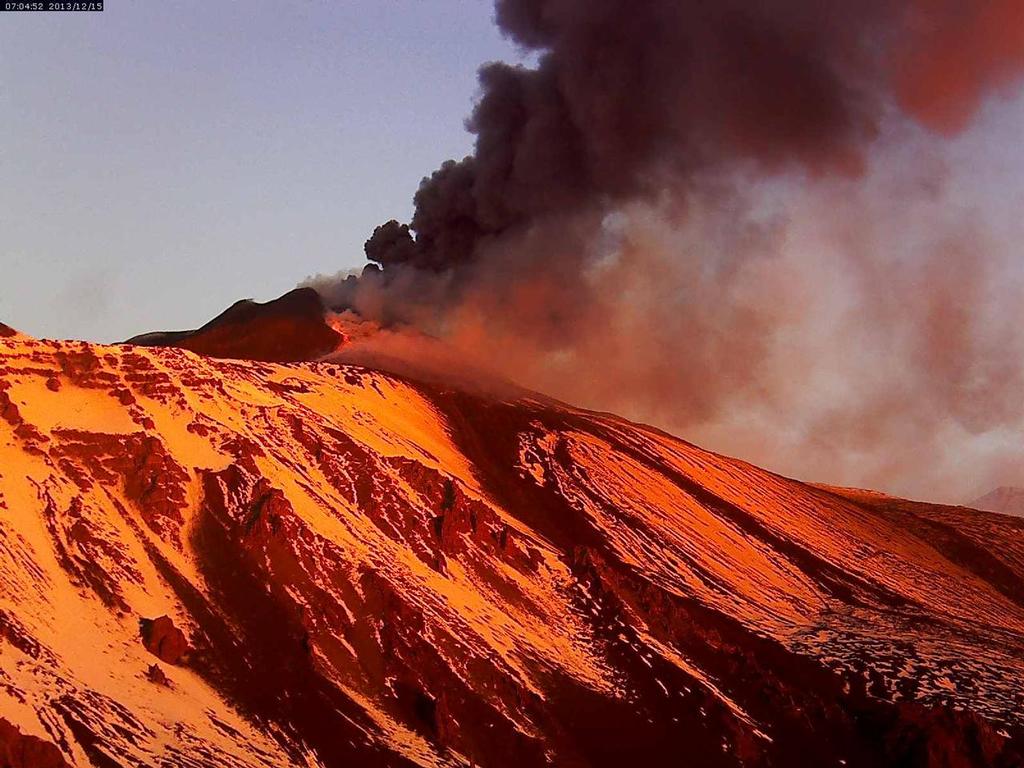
[145,663,171,687]
[882,703,1011,767]
[1,331,1023,766]
[125,287,343,363]
[0,718,70,768]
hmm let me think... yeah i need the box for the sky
[0,0,521,342]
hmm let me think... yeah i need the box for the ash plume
[308,0,1024,502]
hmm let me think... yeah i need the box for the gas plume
[307,0,1024,502]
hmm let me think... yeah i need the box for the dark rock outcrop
[972,487,1024,518]
[3,331,1024,767]
[125,287,343,363]
[139,616,189,664]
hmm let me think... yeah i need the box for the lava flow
[1,301,1023,767]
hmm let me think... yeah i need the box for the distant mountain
[1,296,1024,766]
[971,486,1024,518]
[125,287,343,363]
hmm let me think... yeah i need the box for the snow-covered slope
[1,330,1023,767]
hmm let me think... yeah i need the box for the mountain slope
[1,330,1023,767]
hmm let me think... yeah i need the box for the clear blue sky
[0,1,520,341]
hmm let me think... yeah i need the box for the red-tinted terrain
[1,306,1023,766]
[124,288,344,363]
[972,487,1024,518]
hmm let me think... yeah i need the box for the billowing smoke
[307,0,1024,503]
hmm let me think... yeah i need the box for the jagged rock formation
[125,287,343,363]
[1,328,1024,766]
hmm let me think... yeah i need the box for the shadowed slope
[972,487,1024,518]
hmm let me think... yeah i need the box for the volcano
[1,297,1024,768]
